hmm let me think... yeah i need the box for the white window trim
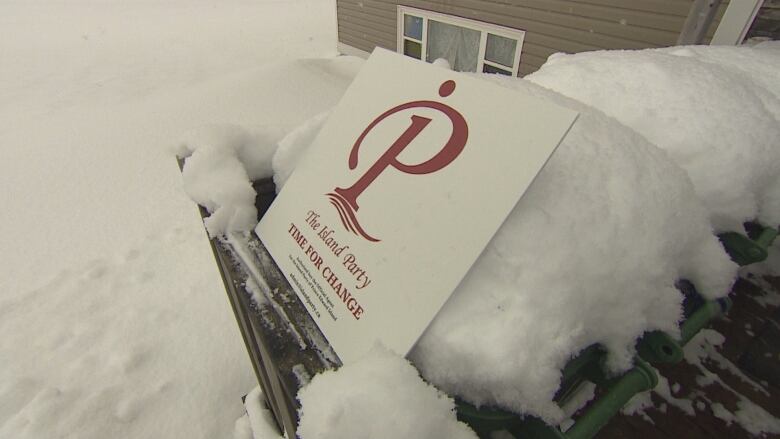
[711,0,764,45]
[396,6,525,76]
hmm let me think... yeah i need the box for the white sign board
[256,48,578,363]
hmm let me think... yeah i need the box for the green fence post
[679,297,731,346]
[719,224,778,266]
[636,330,683,364]
[562,358,658,439]
[755,226,779,250]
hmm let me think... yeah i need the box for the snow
[527,47,780,232]
[622,390,655,423]
[2,0,776,436]
[0,1,345,438]
[179,126,270,236]
[0,227,249,438]
[649,372,695,416]
[296,345,478,439]
[684,329,769,396]
[558,381,596,430]
[272,111,332,191]
[234,387,284,439]
[432,58,453,70]
[662,45,780,119]
[274,73,737,422]
[712,399,780,436]
[730,400,780,436]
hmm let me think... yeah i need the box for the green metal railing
[456,353,658,439]
[719,223,778,266]
[564,358,657,439]
[191,168,769,438]
[455,280,734,439]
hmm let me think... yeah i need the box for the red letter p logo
[327,80,468,242]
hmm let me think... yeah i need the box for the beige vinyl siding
[337,0,727,75]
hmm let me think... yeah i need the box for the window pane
[426,20,480,72]
[404,39,422,60]
[404,15,423,40]
[485,33,517,68]
[483,63,512,76]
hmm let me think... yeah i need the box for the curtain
[426,20,480,72]
[485,33,517,68]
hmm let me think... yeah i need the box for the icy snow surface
[0,1,348,438]
[527,46,780,232]
[275,73,737,422]
[296,345,478,439]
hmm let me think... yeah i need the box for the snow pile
[275,77,737,422]
[432,58,453,70]
[176,55,364,237]
[0,0,351,437]
[234,387,284,439]
[526,46,780,232]
[296,345,477,439]
[178,125,278,236]
[659,44,780,119]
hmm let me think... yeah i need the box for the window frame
[396,6,526,76]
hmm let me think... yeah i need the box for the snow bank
[297,345,477,439]
[274,77,737,422]
[526,46,780,232]
[178,125,278,236]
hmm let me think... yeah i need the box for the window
[397,6,525,76]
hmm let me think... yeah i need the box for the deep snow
[526,44,780,232]
[296,345,478,439]
[3,1,780,438]
[0,1,345,438]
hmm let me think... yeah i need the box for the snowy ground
[3,1,780,438]
[0,1,343,437]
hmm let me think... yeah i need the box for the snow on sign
[256,48,578,363]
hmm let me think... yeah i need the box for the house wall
[337,0,728,76]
